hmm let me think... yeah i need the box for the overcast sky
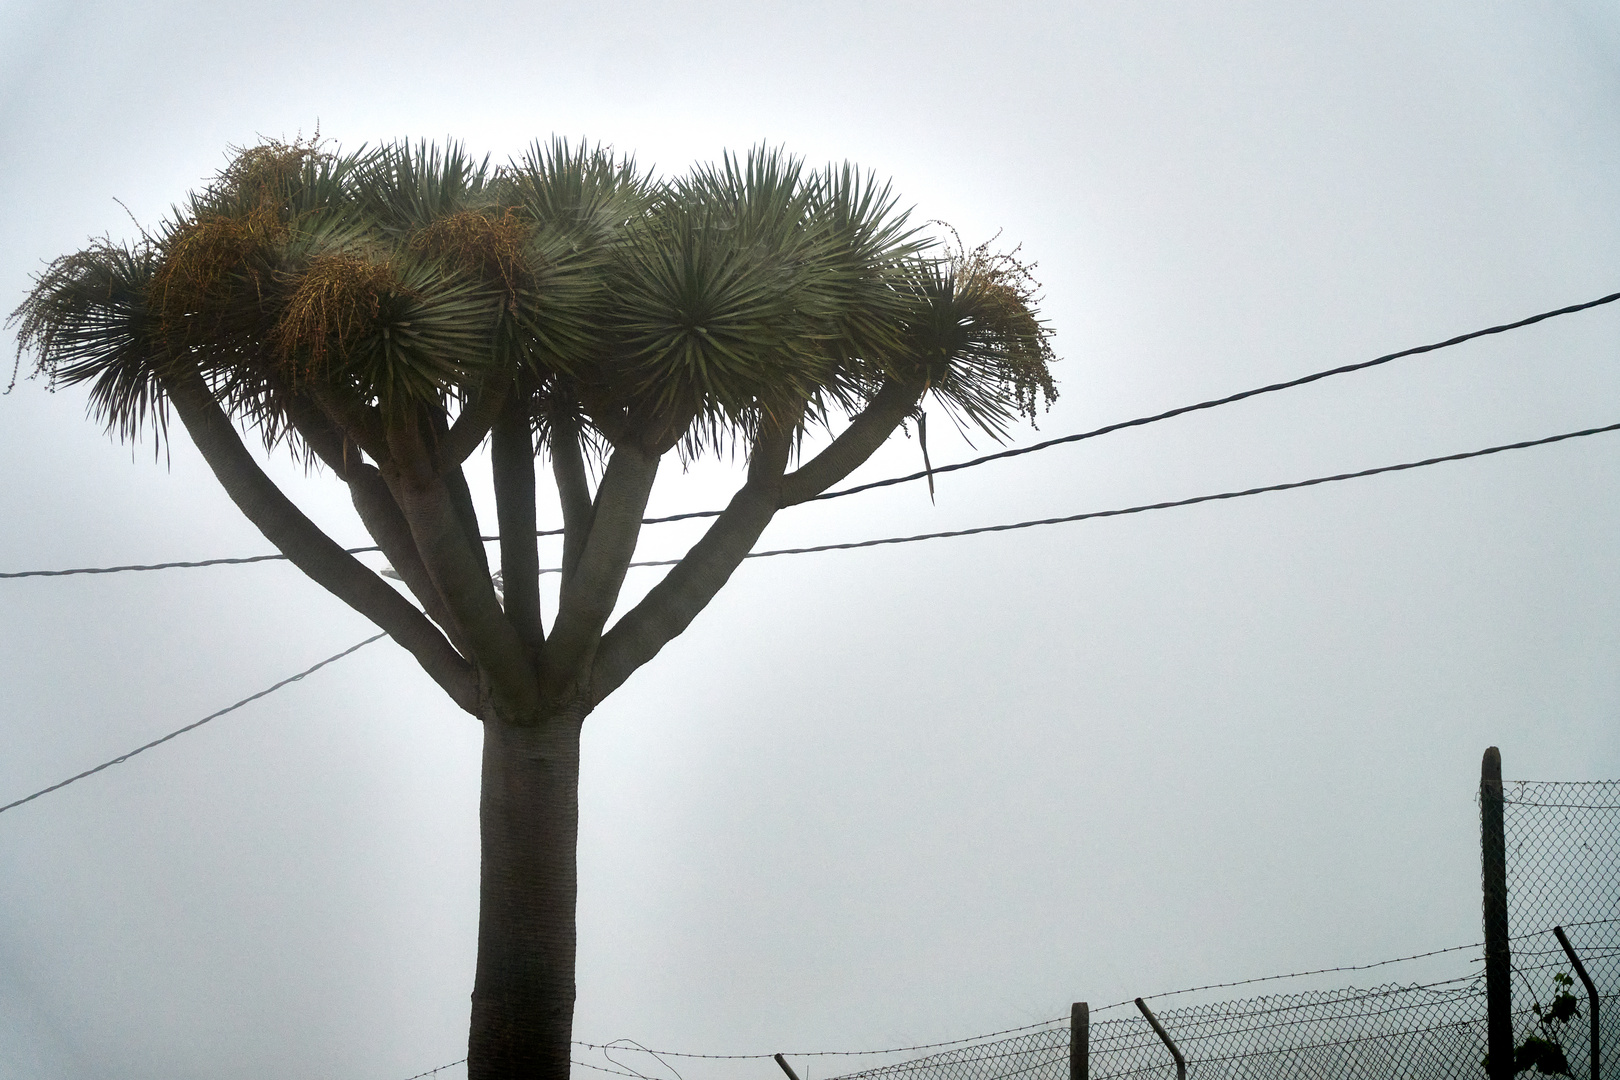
[1,3,1617,1079]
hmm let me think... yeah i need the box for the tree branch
[305,381,391,464]
[385,417,540,717]
[491,392,545,654]
[778,378,925,506]
[279,388,354,478]
[347,464,474,655]
[590,425,793,702]
[435,375,512,472]
[443,461,492,578]
[549,412,596,582]
[542,443,659,693]
[162,367,479,713]
[280,392,473,654]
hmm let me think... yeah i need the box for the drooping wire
[5,422,1619,815]
[713,421,1620,568]
[569,1014,1070,1061]
[0,633,387,815]
[1089,940,1490,1014]
[5,290,1617,581]
[400,918,1620,1078]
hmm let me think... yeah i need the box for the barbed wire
[396,1058,465,1080]
[390,919,1616,1080]
[1087,940,1488,1015]
[575,1058,660,1079]
[7,290,1618,582]
[571,1016,1070,1061]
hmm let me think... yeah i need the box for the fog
[1,3,1617,1079]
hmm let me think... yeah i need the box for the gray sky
[1,2,1617,1079]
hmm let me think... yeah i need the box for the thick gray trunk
[468,710,583,1080]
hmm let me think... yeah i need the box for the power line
[0,633,387,815]
[815,288,1620,502]
[5,421,1616,816]
[716,421,1620,567]
[5,290,1616,581]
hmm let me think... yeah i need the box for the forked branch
[543,443,659,692]
[590,424,794,701]
[162,365,479,712]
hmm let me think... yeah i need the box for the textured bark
[469,708,585,1080]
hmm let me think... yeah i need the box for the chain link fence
[823,771,1616,1080]
[823,1026,1070,1080]
[1087,979,1489,1078]
[1503,781,1619,1078]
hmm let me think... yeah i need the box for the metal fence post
[1134,998,1186,1080]
[1070,1002,1089,1080]
[1481,746,1513,1080]
[1552,926,1600,1080]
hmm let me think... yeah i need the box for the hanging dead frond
[954,239,1059,421]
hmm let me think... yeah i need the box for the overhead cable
[4,421,1616,816]
[0,633,387,815]
[5,291,1616,581]
[707,421,1620,568]
[814,288,1620,502]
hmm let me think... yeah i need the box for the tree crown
[14,137,1056,461]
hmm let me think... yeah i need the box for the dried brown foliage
[149,203,285,329]
[411,208,535,301]
[272,253,403,377]
[957,241,1059,420]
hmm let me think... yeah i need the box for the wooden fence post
[1482,746,1512,1080]
[1069,1002,1088,1080]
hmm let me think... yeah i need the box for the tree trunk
[468,709,584,1080]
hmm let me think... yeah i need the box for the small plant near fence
[1483,970,1582,1077]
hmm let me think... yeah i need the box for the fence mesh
[1089,979,1489,1078]
[826,775,1617,1080]
[1503,780,1620,1078]
[828,1027,1070,1080]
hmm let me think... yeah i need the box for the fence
[1502,779,1620,1079]
[820,752,1616,1080]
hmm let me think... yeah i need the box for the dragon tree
[11,137,1057,1080]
